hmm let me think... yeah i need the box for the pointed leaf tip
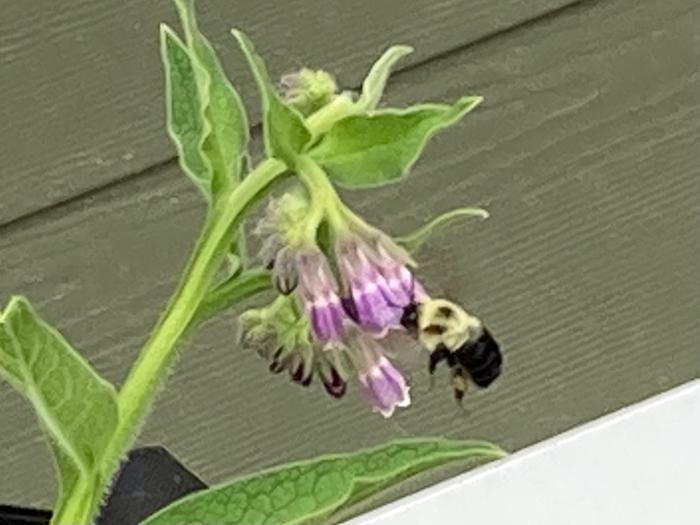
[359,44,415,111]
[232,29,310,165]
[309,95,484,187]
[397,206,491,253]
[160,22,213,200]
[173,3,250,198]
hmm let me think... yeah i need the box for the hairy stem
[51,475,94,525]
[111,159,284,468]
[55,158,286,525]
[305,92,356,137]
[295,155,346,231]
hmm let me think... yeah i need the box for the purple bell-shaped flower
[336,233,427,337]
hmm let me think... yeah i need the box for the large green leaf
[160,24,213,200]
[232,30,311,166]
[0,296,118,522]
[142,438,505,525]
[310,96,483,187]
[173,0,249,196]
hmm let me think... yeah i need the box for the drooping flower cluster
[241,190,425,417]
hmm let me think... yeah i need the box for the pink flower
[360,359,410,418]
[295,248,347,344]
[336,235,426,337]
[354,331,411,417]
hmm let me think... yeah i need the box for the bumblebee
[401,298,502,402]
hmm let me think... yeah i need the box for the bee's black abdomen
[469,351,502,387]
[455,328,502,388]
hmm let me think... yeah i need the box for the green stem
[295,155,346,232]
[51,475,94,525]
[115,158,283,447]
[112,159,283,456]
[296,156,394,252]
[305,92,356,138]
[58,158,286,525]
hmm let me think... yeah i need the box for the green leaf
[141,438,505,525]
[397,206,490,253]
[161,23,213,200]
[0,296,118,522]
[310,96,483,187]
[172,0,249,196]
[357,45,413,111]
[232,29,311,166]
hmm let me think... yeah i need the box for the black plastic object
[97,445,207,525]
[0,446,207,525]
[0,505,51,525]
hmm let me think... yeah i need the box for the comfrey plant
[0,1,505,524]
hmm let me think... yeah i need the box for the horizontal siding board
[0,0,580,225]
[1,0,699,510]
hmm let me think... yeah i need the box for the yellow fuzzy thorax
[416,298,482,352]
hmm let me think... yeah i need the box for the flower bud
[280,68,338,116]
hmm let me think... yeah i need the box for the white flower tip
[376,398,411,419]
[378,406,396,418]
[375,385,411,418]
[398,386,411,408]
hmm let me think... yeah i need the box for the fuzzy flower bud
[239,296,348,398]
[254,191,313,295]
[280,68,338,116]
[241,296,411,416]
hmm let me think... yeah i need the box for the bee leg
[427,344,455,392]
[427,369,441,393]
[451,366,468,407]
[428,344,454,374]
[428,343,455,391]
[426,369,435,392]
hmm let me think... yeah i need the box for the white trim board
[344,379,700,525]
